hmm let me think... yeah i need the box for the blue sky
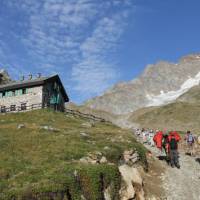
[0,0,200,103]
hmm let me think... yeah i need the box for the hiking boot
[171,164,175,168]
[176,164,180,169]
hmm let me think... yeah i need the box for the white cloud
[0,0,135,101]
[20,0,102,65]
[71,12,129,99]
[72,58,119,97]
[80,16,123,56]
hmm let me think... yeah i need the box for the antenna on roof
[28,74,33,80]
[37,73,41,78]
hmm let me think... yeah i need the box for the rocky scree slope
[84,54,200,115]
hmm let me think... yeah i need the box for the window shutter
[19,89,23,95]
[56,93,61,103]
[50,95,56,104]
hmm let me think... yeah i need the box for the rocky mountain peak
[84,54,200,115]
[179,53,200,63]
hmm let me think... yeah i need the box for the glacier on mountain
[146,71,200,107]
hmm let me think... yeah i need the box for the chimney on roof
[28,74,33,80]
[37,73,41,78]
[20,75,25,81]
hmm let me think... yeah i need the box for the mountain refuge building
[0,74,69,113]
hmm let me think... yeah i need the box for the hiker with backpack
[153,130,164,154]
[168,131,181,168]
[185,131,195,156]
[148,129,155,147]
[142,128,148,143]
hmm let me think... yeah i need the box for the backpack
[187,134,194,143]
[169,137,177,150]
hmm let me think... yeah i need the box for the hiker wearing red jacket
[153,130,163,151]
[168,131,181,168]
[168,131,181,142]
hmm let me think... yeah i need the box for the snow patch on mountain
[146,71,200,107]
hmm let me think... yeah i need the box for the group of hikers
[135,128,198,169]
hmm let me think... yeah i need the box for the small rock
[40,125,60,132]
[17,124,25,129]
[79,156,98,164]
[87,140,96,145]
[150,197,158,200]
[87,153,98,160]
[81,195,86,200]
[123,150,139,164]
[131,157,139,164]
[91,160,98,164]
[104,185,112,200]
[73,170,78,177]
[80,132,89,137]
[111,138,116,142]
[79,157,90,163]
[81,122,93,128]
[79,152,104,164]
[100,156,108,164]
[94,151,102,156]
[41,125,49,130]
[104,146,110,150]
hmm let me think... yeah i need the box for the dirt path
[162,150,200,200]
[146,143,200,200]
[134,133,200,199]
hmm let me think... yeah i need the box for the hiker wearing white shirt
[185,131,195,156]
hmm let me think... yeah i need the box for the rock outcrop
[119,165,145,200]
[123,150,139,165]
[0,69,12,85]
[79,151,108,164]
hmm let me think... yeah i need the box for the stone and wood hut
[0,74,69,113]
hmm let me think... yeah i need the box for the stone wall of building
[0,86,43,111]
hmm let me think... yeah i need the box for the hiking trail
[149,145,200,200]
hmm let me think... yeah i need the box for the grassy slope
[129,86,200,132]
[0,109,146,200]
[178,85,200,103]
